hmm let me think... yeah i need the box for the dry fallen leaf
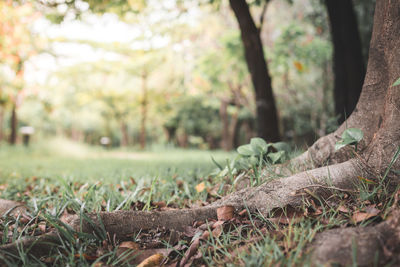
[352,206,380,223]
[137,253,164,267]
[0,199,27,218]
[119,241,140,250]
[217,206,234,221]
[117,248,169,266]
[180,238,200,266]
[211,225,223,238]
[337,205,349,213]
[195,182,206,193]
[212,220,224,229]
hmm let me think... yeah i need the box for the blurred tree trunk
[140,71,147,150]
[326,0,366,123]
[9,105,17,145]
[0,107,4,142]
[120,122,129,147]
[219,99,239,151]
[219,98,230,150]
[229,0,280,142]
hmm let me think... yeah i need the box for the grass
[0,139,398,266]
[0,138,234,183]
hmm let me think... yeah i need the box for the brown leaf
[152,201,166,208]
[137,253,164,267]
[119,241,140,250]
[117,248,169,265]
[217,205,234,221]
[201,231,210,240]
[38,222,46,233]
[352,207,380,223]
[180,238,200,266]
[337,205,349,213]
[183,226,197,238]
[0,199,27,218]
[211,225,223,238]
[212,220,224,229]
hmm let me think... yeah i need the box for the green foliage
[335,128,364,151]
[393,77,400,87]
[163,96,221,148]
[237,138,289,164]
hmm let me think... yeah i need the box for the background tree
[228,0,280,142]
[0,1,40,145]
[325,0,366,123]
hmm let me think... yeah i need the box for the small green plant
[335,128,364,151]
[237,138,290,165]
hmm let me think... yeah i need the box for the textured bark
[310,210,400,266]
[290,0,396,170]
[326,0,366,124]
[229,0,280,142]
[9,105,17,145]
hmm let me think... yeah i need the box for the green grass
[0,138,234,183]
[0,139,398,266]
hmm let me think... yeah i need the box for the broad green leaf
[393,77,400,87]
[335,128,364,151]
[272,142,291,153]
[237,144,254,156]
[268,151,286,164]
[334,141,348,151]
[341,128,364,144]
[250,138,269,155]
[249,155,258,165]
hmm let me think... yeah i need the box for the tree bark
[120,121,129,147]
[291,0,392,170]
[9,104,17,145]
[0,107,4,142]
[140,71,148,150]
[229,0,280,142]
[326,0,366,124]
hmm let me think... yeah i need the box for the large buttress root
[289,0,392,172]
[310,210,400,266]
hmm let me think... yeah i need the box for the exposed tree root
[214,159,364,215]
[0,159,367,261]
[74,207,218,239]
[0,232,60,261]
[310,210,400,266]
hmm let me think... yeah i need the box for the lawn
[0,138,396,266]
[0,138,234,183]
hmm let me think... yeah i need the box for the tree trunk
[0,107,4,142]
[229,0,280,142]
[9,105,17,145]
[326,0,366,124]
[120,122,129,147]
[140,72,148,150]
[219,98,230,151]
